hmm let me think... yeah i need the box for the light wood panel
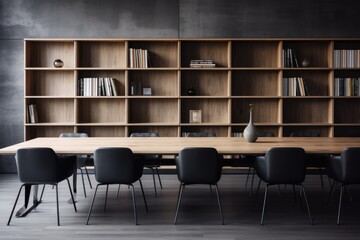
[232,41,280,68]
[232,70,280,96]
[77,126,126,137]
[77,41,126,68]
[283,40,331,67]
[26,98,74,123]
[334,99,360,123]
[129,41,178,68]
[128,70,178,96]
[181,99,229,124]
[181,70,228,96]
[128,126,178,137]
[232,99,280,124]
[181,41,229,67]
[129,99,178,123]
[26,41,75,68]
[26,70,75,96]
[78,99,125,123]
[283,99,330,123]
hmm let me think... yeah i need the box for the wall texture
[1,0,360,172]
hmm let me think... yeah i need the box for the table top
[1,137,360,155]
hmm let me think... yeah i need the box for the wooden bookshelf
[24,38,360,140]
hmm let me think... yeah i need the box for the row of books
[282,77,309,96]
[282,49,299,67]
[129,48,151,68]
[28,104,39,123]
[78,78,118,96]
[334,78,360,96]
[190,59,216,68]
[334,49,360,68]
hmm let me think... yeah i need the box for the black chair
[290,132,328,189]
[8,148,77,226]
[174,147,224,225]
[327,147,360,225]
[254,147,313,225]
[128,132,162,197]
[184,132,216,137]
[86,147,148,225]
[60,133,93,197]
[242,132,275,197]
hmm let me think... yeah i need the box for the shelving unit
[24,38,360,140]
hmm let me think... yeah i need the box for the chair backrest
[340,147,360,183]
[290,132,320,137]
[176,147,222,184]
[16,148,59,184]
[258,132,275,137]
[59,133,88,138]
[262,147,306,184]
[94,147,143,184]
[184,132,216,137]
[130,132,159,137]
[130,132,161,160]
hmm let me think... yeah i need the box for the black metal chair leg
[86,184,99,225]
[174,184,184,225]
[39,184,46,202]
[319,167,324,190]
[292,185,297,204]
[55,184,60,226]
[151,168,158,197]
[260,185,269,225]
[345,185,352,201]
[104,184,109,212]
[301,185,313,225]
[249,169,255,198]
[84,167,93,189]
[209,185,213,194]
[155,166,163,189]
[7,184,25,226]
[214,184,224,225]
[116,184,121,198]
[66,179,77,212]
[80,168,87,198]
[130,184,138,225]
[254,179,262,205]
[337,185,344,225]
[327,179,336,205]
[138,179,148,212]
[245,167,251,192]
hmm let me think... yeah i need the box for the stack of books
[78,77,118,96]
[334,49,360,68]
[334,77,360,96]
[129,48,150,68]
[282,77,309,96]
[282,49,299,67]
[190,60,216,68]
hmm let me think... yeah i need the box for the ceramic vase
[243,104,258,143]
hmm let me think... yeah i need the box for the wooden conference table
[1,136,360,218]
[1,136,360,155]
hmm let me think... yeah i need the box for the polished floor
[0,173,360,240]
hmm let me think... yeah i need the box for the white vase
[244,104,258,143]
